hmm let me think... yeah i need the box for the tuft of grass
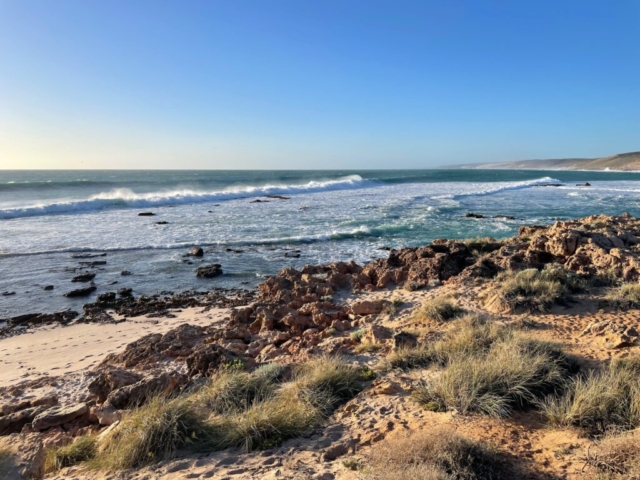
[45,436,97,473]
[463,237,503,257]
[95,396,212,469]
[381,345,434,371]
[416,295,465,323]
[543,362,640,435]
[383,299,404,316]
[481,267,578,313]
[414,335,575,417]
[193,363,288,414]
[605,283,640,310]
[206,390,321,451]
[350,329,365,343]
[354,342,382,354]
[364,427,512,480]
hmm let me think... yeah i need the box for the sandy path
[0,307,229,388]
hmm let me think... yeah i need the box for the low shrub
[416,295,465,323]
[584,430,640,479]
[364,427,512,480]
[45,436,97,473]
[414,335,575,417]
[543,364,640,435]
[482,268,568,313]
[605,283,640,310]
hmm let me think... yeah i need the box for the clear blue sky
[1,0,639,169]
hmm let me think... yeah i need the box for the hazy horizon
[1,1,639,170]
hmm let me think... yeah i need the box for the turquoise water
[1,169,640,317]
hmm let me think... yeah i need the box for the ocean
[2,169,640,318]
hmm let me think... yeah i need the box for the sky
[0,1,639,170]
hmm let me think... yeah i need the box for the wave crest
[0,175,371,220]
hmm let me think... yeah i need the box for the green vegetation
[543,360,640,435]
[605,283,640,310]
[416,295,465,323]
[45,436,97,473]
[364,427,511,480]
[482,265,586,313]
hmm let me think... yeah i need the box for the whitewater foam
[432,176,562,200]
[0,175,373,220]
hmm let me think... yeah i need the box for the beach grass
[605,283,640,310]
[415,295,465,323]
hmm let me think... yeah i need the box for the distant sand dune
[457,150,640,171]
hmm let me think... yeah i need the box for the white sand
[0,307,230,388]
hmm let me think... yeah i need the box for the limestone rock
[32,403,88,431]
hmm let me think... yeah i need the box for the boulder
[117,287,133,297]
[196,264,223,278]
[364,325,393,345]
[0,406,49,435]
[90,404,122,426]
[106,372,184,409]
[88,366,144,403]
[350,300,385,316]
[31,403,88,431]
[187,246,204,257]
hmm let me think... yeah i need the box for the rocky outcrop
[88,366,143,403]
[185,344,248,378]
[101,324,207,369]
[71,273,96,282]
[581,320,639,349]
[31,403,88,431]
[106,372,185,409]
[64,285,97,297]
[7,311,77,327]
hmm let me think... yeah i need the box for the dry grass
[462,237,503,258]
[583,430,640,479]
[605,283,640,310]
[481,266,584,313]
[45,436,97,473]
[414,335,575,417]
[543,361,640,435]
[364,427,511,480]
[389,315,578,417]
[85,356,367,470]
[416,295,465,323]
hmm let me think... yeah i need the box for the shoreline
[2,212,640,479]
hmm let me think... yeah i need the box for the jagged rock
[185,344,247,378]
[96,292,116,304]
[90,404,122,426]
[64,285,96,297]
[196,264,223,278]
[7,311,77,327]
[71,273,96,282]
[0,434,45,480]
[88,366,143,403]
[0,396,57,417]
[106,372,184,409]
[31,403,88,431]
[117,287,133,297]
[0,406,49,435]
[323,442,350,461]
[364,325,393,344]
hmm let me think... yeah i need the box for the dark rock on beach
[64,285,97,298]
[7,310,78,327]
[196,264,223,278]
[117,287,133,297]
[138,212,156,216]
[71,273,96,282]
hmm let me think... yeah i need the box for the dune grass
[482,265,586,313]
[66,356,367,471]
[543,360,640,435]
[462,237,503,258]
[364,427,512,480]
[45,436,97,473]
[414,335,575,417]
[381,315,576,417]
[416,295,465,324]
[605,283,640,310]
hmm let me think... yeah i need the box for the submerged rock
[71,272,95,282]
[64,285,97,297]
[187,246,204,257]
[196,264,223,278]
[138,212,156,216]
